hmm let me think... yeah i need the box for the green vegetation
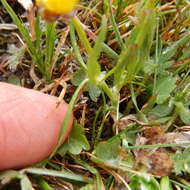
[1,0,190,189]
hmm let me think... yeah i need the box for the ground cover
[1,0,190,189]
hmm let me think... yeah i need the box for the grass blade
[45,22,56,81]
[108,0,125,49]
[23,168,93,183]
[69,22,87,70]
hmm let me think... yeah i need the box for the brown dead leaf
[135,126,173,176]
[136,148,173,176]
[116,114,147,131]
[166,131,190,149]
[142,126,165,139]
[135,126,190,176]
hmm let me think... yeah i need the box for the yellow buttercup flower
[36,0,78,14]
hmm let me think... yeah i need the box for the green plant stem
[101,64,118,81]
[90,153,151,176]
[71,16,119,114]
[95,111,109,145]
[76,5,102,18]
[108,0,125,49]
[102,43,119,59]
[70,154,98,175]
[71,16,118,59]
[69,22,87,70]
[92,106,102,144]
[170,180,190,190]
[125,142,190,150]
[153,21,159,94]
[50,78,89,157]
[71,17,92,54]
[100,81,118,106]
[38,177,52,190]
[115,0,123,18]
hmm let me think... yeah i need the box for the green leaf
[155,74,177,104]
[157,33,190,74]
[114,2,156,88]
[71,69,87,86]
[51,79,88,158]
[45,22,56,65]
[20,175,33,190]
[121,151,136,169]
[58,123,90,155]
[129,175,160,190]
[69,23,87,70]
[148,103,174,118]
[153,117,172,124]
[87,15,107,85]
[79,184,94,190]
[37,177,52,190]
[108,0,125,49]
[23,168,93,183]
[72,17,92,54]
[173,148,190,174]
[175,102,190,124]
[86,84,102,102]
[94,137,121,163]
[121,124,139,145]
[71,70,101,102]
[159,33,190,65]
[7,44,25,72]
[179,107,190,124]
[160,176,173,190]
[44,22,56,81]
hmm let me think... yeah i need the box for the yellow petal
[36,0,78,14]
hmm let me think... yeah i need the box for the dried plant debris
[135,127,173,176]
[134,126,190,176]
[17,0,33,10]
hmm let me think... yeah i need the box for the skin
[0,82,73,170]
